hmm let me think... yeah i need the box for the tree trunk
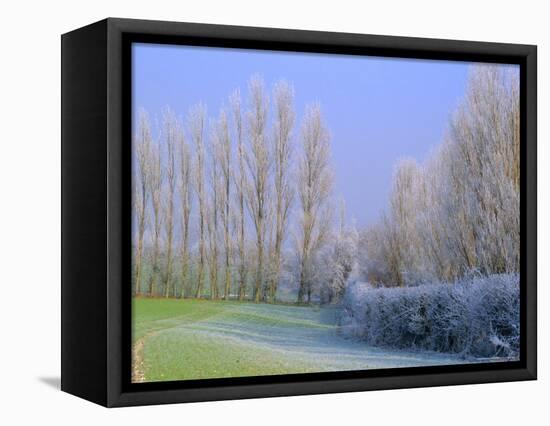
[224,249,231,300]
[149,234,160,296]
[297,257,307,304]
[180,225,189,298]
[164,233,173,298]
[195,219,205,298]
[134,211,145,296]
[255,236,263,303]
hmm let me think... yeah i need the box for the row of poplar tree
[132,76,337,303]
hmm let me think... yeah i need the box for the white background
[0,0,546,424]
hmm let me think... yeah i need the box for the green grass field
[132,298,329,382]
[132,298,466,383]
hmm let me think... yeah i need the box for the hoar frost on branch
[295,104,334,304]
[360,65,519,287]
[340,274,520,359]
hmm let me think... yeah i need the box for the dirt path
[132,334,151,383]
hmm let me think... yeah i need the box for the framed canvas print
[61,18,537,407]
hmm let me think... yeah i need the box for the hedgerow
[340,274,519,358]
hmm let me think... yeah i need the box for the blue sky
[132,43,474,226]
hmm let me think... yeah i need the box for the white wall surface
[0,0,546,424]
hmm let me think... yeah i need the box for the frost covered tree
[244,76,272,302]
[269,81,295,302]
[413,153,451,281]
[441,65,520,277]
[206,128,221,300]
[133,110,152,296]
[177,127,192,298]
[385,159,425,286]
[296,104,333,304]
[189,103,207,298]
[161,108,179,298]
[230,90,248,300]
[147,138,163,296]
[361,64,520,287]
[213,109,233,300]
[320,201,358,304]
[205,110,232,300]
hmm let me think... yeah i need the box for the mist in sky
[132,43,473,226]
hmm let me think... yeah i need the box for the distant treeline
[132,65,519,304]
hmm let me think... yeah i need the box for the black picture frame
[61,17,537,407]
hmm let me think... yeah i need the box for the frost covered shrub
[340,274,519,358]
